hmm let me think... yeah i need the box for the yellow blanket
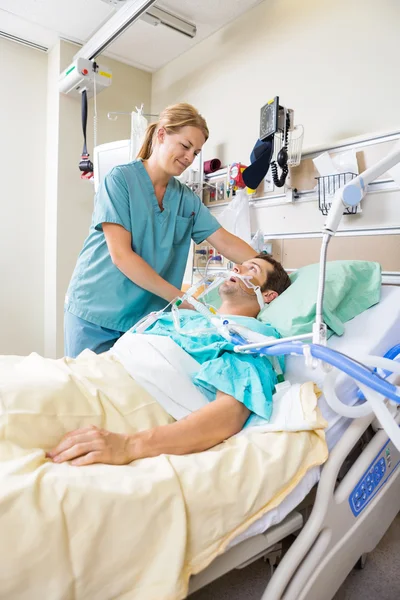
[0,350,328,600]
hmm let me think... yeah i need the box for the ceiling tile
[0,0,114,43]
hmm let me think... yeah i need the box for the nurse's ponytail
[137,122,157,160]
[137,103,209,160]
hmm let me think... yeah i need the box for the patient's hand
[47,426,133,466]
[47,393,251,465]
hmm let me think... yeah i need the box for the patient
[9,254,291,467]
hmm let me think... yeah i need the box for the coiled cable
[271,112,290,187]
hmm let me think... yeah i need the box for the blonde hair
[137,102,209,160]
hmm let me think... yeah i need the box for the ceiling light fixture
[99,0,196,39]
[140,6,196,38]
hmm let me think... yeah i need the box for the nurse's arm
[207,227,257,263]
[48,392,250,466]
[103,222,186,304]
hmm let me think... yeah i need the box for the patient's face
[219,258,272,299]
[234,258,272,286]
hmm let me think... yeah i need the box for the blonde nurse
[64,103,256,357]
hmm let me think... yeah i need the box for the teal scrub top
[65,160,221,332]
[140,311,285,428]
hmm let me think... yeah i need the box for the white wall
[44,42,61,359]
[0,39,47,355]
[151,0,400,164]
[1,38,152,357]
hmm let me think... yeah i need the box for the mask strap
[254,286,265,311]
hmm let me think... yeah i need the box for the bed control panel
[349,439,399,517]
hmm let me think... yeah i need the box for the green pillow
[257,260,382,338]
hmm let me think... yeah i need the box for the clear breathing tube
[133,270,265,337]
[197,271,265,311]
[197,273,227,300]
[173,271,266,337]
[132,271,230,336]
[171,296,223,337]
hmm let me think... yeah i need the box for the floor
[190,514,400,600]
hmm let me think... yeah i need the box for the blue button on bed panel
[349,439,399,517]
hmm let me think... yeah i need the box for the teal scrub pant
[64,310,124,358]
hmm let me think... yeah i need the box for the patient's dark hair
[255,253,291,295]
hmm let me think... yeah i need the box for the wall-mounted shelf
[202,131,400,212]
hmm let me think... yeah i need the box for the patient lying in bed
[4,254,291,467]
[0,256,332,600]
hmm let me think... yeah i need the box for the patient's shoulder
[228,316,281,340]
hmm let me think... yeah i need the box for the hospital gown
[141,310,284,428]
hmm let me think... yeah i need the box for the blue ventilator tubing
[384,343,400,361]
[229,332,249,346]
[357,343,400,401]
[234,340,400,405]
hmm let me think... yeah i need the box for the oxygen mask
[225,272,265,311]
[196,270,265,311]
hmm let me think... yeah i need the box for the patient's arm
[47,392,251,466]
[131,392,251,459]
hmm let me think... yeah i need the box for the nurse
[64,102,257,357]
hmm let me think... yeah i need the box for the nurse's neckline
[139,159,174,212]
[154,183,168,211]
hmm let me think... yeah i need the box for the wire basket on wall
[316,172,358,216]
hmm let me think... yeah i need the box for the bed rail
[264,410,400,599]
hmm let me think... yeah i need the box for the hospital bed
[189,284,400,599]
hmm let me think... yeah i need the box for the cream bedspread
[0,350,328,600]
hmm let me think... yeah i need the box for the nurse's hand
[177,299,196,310]
[46,426,133,466]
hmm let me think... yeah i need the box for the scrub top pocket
[173,215,192,245]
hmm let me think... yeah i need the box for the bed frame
[189,408,400,599]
